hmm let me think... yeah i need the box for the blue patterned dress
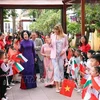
[52,38,64,82]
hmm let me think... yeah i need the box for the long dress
[51,39,64,82]
[20,39,37,89]
[41,44,54,86]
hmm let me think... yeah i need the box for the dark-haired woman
[78,36,91,53]
[19,30,37,89]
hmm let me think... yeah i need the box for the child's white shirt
[7,64,13,76]
[1,63,9,72]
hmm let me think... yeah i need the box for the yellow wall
[70,31,100,50]
[90,31,100,51]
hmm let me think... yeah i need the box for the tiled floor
[7,75,82,100]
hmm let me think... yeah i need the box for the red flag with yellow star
[60,79,75,97]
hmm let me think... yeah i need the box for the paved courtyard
[7,75,81,100]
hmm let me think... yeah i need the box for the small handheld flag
[60,79,75,97]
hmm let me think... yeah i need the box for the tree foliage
[3,9,17,19]
[73,4,100,29]
[29,9,61,35]
[67,22,81,34]
[28,9,43,18]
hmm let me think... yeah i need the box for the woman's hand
[44,54,50,58]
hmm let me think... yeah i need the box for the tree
[67,22,81,34]
[28,9,43,19]
[3,9,17,33]
[73,4,100,33]
[29,9,61,34]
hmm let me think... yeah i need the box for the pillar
[61,2,66,33]
[0,8,3,32]
[81,0,85,36]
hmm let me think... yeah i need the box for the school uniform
[0,61,9,99]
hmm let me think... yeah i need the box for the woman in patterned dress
[50,24,68,92]
[41,35,54,87]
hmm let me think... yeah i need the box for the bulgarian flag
[12,62,24,74]
[71,60,78,79]
[79,62,87,84]
[82,87,98,100]
[60,79,75,97]
[79,63,86,74]
[82,76,92,99]
[82,76,99,100]
[74,60,78,68]
[17,53,28,62]
[83,76,92,88]
[92,76,100,91]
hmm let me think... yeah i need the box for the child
[82,54,100,100]
[88,66,100,100]
[74,49,81,83]
[0,50,9,100]
[77,52,88,93]
[67,48,75,79]
[90,54,100,67]
[86,50,95,75]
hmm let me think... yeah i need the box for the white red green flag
[82,76,99,100]
[71,60,78,79]
[83,76,92,88]
[12,62,24,74]
[17,53,28,62]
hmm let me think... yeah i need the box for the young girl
[82,54,100,100]
[67,48,75,80]
[77,52,88,93]
[87,50,95,69]
[74,49,81,82]
[90,54,100,67]
[85,66,100,100]
[41,35,54,87]
[0,50,9,100]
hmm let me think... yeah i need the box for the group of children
[0,32,22,100]
[0,50,13,100]
[64,48,100,100]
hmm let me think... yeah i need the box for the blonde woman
[50,24,68,92]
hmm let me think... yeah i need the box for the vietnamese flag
[60,79,75,97]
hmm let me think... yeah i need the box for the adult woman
[41,35,54,87]
[19,30,37,89]
[79,36,91,53]
[50,24,68,92]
